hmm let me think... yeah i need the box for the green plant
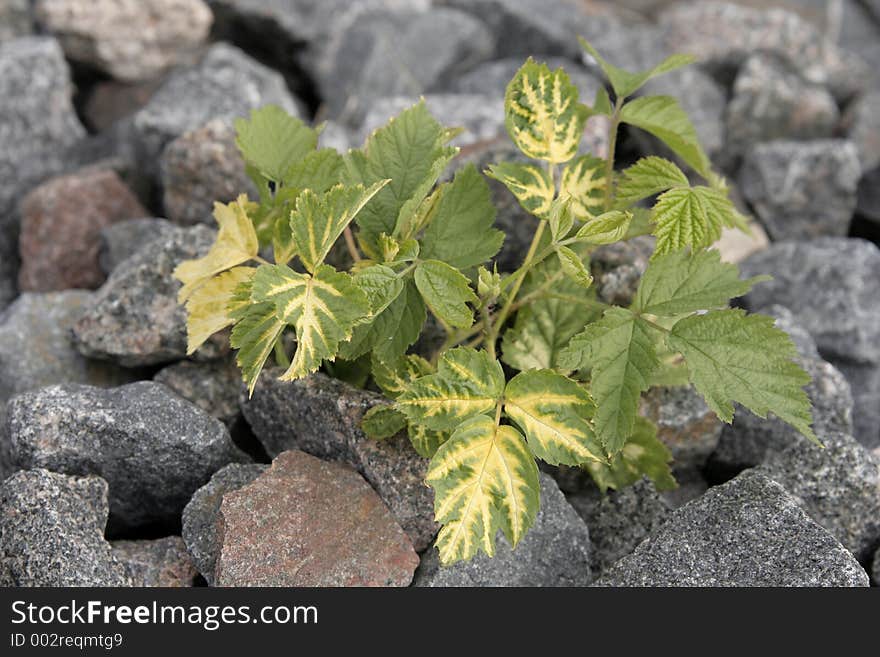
[175,39,816,566]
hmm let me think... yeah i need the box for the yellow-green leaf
[427,414,540,564]
[652,185,741,256]
[615,156,689,207]
[183,266,255,354]
[229,283,286,397]
[361,404,407,440]
[372,353,433,399]
[235,105,319,183]
[556,245,593,288]
[504,58,589,163]
[575,210,633,245]
[485,161,555,218]
[584,416,676,492]
[408,423,449,459]
[559,154,605,220]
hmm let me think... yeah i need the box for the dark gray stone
[741,238,880,365]
[760,431,880,562]
[240,371,437,550]
[110,536,198,587]
[857,166,880,223]
[99,218,177,275]
[590,236,655,307]
[72,224,226,367]
[843,91,880,172]
[739,140,860,241]
[155,357,243,427]
[596,469,869,586]
[182,462,267,585]
[566,479,670,577]
[725,54,838,163]
[0,469,131,586]
[872,548,880,586]
[451,56,602,102]
[7,381,248,533]
[414,473,592,586]
[831,359,880,449]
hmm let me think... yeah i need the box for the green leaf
[579,36,695,99]
[575,210,633,245]
[235,105,319,182]
[485,161,555,218]
[635,249,769,316]
[282,147,344,191]
[427,414,540,564]
[291,181,389,273]
[559,307,660,454]
[584,416,676,492]
[652,186,741,256]
[504,369,605,465]
[420,164,504,269]
[408,424,449,459]
[548,197,574,241]
[615,156,689,207]
[592,86,613,116]
[250,263,371,381]
[396,347,504,431]
[352,263,404,317]
[372,353,433,398]
[413,260,478,329]
[341,279,425,363]
[559,154,606,220]
[620,96,710,177]
[504,58,589,163]
[183,266,255,354]
[361,405,407,440]
[556,246,594,288]
[229,281,286,396]
[668,309,816,442]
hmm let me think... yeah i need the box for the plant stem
[343,227,361,263]
[603,96,625,211]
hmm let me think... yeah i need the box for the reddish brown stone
[18,168,147,291]
[215,450,418,587]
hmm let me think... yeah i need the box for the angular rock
[843,91,880,172]
[132,42,302,168]
[35,0,213,82]
[155,357,242,427]
[316,7,494,122]
[0,0,33,40]
[98,218,177,275]
[72,224,224,367]
[414,473,592,586]
[597,469,869,586]
[741,238,880,364]
[761,431,880,562]
[18,168,148,292]
[240,371,437,550]
[182,462,266,585]
[0,469,130,586]
[81,79,163,133]
[566,479,669,577]
[739,140,860,241]
[7,381,248,533]
[725,54,838,162]
[658,2,868,101]
[111,536,197,587]
[160,119,255,226]
[215,450,418,586]
[451,56,601,101]
[831,359,880,449]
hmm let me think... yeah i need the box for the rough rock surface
[182,463,267,585]
[760,431,880,562]
[844,91,880,172]
[215,450,418,586]
[98,218,177,275]
[160,119,256,226]
[0,0,33,40]
[596,470,869,587]
[35,0,213,81]
[18,168,148,291]
[831,360,880,449]
[241,371,437,550]
[566,479,670,577]
[154,357,242,427]
[590,236,655,307]
[7,382,248,533]
[739,140,860,241]
[111,536,197,587]
[0,469,130,586]
[414,473,592,586]
[741,238,880,365]
[873,548,880,587]
[72,224,223,367]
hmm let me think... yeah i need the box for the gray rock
[0,469,131,586]
[35,0,213,82]
[160,119,256,226]
[317,120,353,152]
[316,7,494,123]
[741,238,880,365]
[72,224,225,367]
[725,54,838,163]
[843,91,880,172]
[857,166,880,224]
[132,42,302,169]
[831,359,880,449]
[451,56,602,102]
[240,371,437,550]
[658,1,868,101]
[7,382,248,533]
[760,431,880,562]
[739,140,860,241]
[566,479,670,577]
[0,0,33,40]
[99,218,177,275]
[111,536,198,587]
[154,357,243,427]
[590,236,655,307]
[873,548,880,586]
[597,469,869,586]
[414,473,592,586]
[182,462,266,585]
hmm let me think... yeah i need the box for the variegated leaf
[485,161,555,218]
[559,154,605,220]
[574,210,633,245]
[229,281,286,396]
[584,416,676,492]
[372,353,433,399]
[184,266,255,354]
[361,404,407,440]
[408,423,449,459]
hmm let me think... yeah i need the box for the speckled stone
[98,218,177,275]
[843,91,880,172]
[111,536,198,587]
[155,357,242,427]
